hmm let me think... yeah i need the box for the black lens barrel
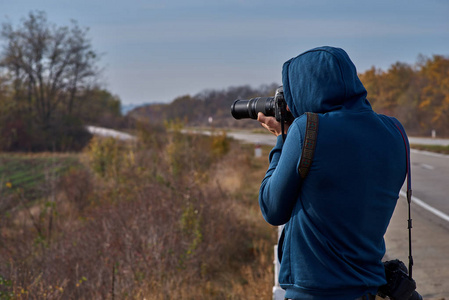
[231,97,275,120]
[231,99,251,119]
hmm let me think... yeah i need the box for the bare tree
[0,11,100,128]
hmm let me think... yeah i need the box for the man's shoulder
[290,114,307,130]
[375,114,406,132]
[290,113,318,138]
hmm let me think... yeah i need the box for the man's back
[283,109,406,296]
[258,46,408,299]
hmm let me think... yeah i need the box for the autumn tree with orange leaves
[360,55,449,137]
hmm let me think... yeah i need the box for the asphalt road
[227,130,278,146]
[407,150,449,221]
[409,136,449,146]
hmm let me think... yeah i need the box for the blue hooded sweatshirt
[259,46,407,299]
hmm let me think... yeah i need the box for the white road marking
[400,190,449,223]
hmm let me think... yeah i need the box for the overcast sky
[2,0,449,105]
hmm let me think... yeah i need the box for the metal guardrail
[273,225,285,300]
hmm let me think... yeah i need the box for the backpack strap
[298,112,319,179]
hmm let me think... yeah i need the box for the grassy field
[0,153,80,197]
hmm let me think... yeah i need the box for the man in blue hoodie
[258,46,408,299]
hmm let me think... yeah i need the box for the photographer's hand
[257,113,290,136]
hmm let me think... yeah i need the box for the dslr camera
[230,86,294,124]
[378,259,423,300]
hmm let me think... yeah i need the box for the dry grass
[410,144,449,154]
[0,123,276,299]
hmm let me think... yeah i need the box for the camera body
[378,259,422,300]
[230,86,294,124]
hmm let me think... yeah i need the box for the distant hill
[121,102,170,115]
[128,84,279,128]
[121,103,143,115]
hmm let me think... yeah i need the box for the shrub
[59,168,94,213]
[85,136,125,178]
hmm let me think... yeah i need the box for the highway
[407,149,449,222]
[227,130,277,146]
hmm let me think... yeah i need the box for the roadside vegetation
[410,144,449,155]
[0,123,276,299]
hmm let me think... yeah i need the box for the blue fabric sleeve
[259,120,304,225]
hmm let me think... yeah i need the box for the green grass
[410,144,449,155]
[0,153,81,199]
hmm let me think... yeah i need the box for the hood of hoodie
[282,46,371,118]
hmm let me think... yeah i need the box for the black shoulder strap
[298,112,319,179]
[393,120,414,279]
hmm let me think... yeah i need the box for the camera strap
[394,121,414,279]
[298,112,319,179]
[281,117,286,142]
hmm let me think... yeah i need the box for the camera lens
[231,97,275,120]
[231,99,251,119]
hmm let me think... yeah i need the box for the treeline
[133,55,449,137]
[130,83,280,129]
[0,11,129,152]
[360,55,449,137]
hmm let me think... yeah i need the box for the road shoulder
[384,196,449,299]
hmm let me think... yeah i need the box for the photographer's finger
[258,113,277,127]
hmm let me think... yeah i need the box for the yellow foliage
[359,54,449,135]
[211,131,230,158]
[85,136,136,178]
